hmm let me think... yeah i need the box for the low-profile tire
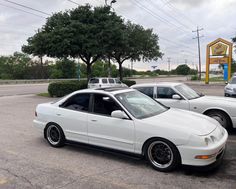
[206,110,231,129]
[145,138,180,172]
[45,123,65,147]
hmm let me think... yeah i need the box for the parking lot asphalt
[0,91,236,189]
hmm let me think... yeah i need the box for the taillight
[35,111,37,117]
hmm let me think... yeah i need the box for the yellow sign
[209,57,228,64]
[211,42,228,56]
[205,38,233,84]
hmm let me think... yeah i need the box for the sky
[0,0,236,71]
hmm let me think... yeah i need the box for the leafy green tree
[22,5,124,81]
[49,59,77,79]
[175,64,191,75]
[111,22,162,80]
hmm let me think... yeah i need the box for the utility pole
[193,26,204,80]
[167,57,171,73]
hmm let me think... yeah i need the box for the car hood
[143,108,217,136]
[226,84,236,88]
[196,95,236,104]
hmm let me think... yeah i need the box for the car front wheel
[45,123,65,147]
[206,110,231,129]
[145,138,180,172]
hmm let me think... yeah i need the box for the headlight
[204,136,217,146]
[225,87,233,91]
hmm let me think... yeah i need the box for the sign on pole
[205,38,233,84]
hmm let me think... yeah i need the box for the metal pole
[193,27,204,80]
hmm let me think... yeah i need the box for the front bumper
[177,129,228,167]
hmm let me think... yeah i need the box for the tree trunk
[108,57,111,77]
[118,62,123,81]
[86,63,92,82]
[40,56,44,79]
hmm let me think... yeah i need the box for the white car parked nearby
[131,82,236,129]
[34,88,227,172]
[225,76,236,97]
[88,77,127,89]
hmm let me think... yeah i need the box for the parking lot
[0,83,236,189]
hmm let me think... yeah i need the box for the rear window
[89,78,99,84]
[108,79,115,83]
[115,79,121,84]
[102,79,108,83]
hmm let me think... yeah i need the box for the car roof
[89,77,118,80]
[73,87,134,95]
[131,82,182,87]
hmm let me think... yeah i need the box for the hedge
[122,80,136,87]
[48,80,87,97]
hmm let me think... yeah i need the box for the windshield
[175,84,200,100]
[115,91,167,119]
[229,77,236,84]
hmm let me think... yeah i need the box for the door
[88,93,135,153]
[155,86,190,110]
[56,93,90,143]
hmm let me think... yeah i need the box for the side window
[93,94,122,116]
[157,87,176,99]
[61,93,90,112]
[135,87,154,98]
[108,78,115,84]
[102,79,108,83]
[89,78,99,84]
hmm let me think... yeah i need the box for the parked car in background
[131,82,236,129]
[224,76,236,97]
[88,77,127,89]
[34,88,227,172]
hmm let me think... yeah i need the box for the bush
[48,80,87,97]
[122,80,136,87]
[191,75,198,81]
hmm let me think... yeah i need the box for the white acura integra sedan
[34,88,227,172]
[131,82,236,129]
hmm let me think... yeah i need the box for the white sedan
[131,82,236,129]
[34,88,227,172]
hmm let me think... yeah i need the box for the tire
[45,123,65,147]
[206,110,231,129]
[145,138,180,172]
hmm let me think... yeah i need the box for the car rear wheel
[206,110,231,129]
[45,123,65,147]
[145,138,180,172]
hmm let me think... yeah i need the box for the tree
[175,64,191,75]
[22,5,124,81]
[111,22,162,80]
[49,59,77,79]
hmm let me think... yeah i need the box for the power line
[145,0,193,31]
[160,0,196,28]
[192,27,204,80]
[0,2,46,18]
[2,0,50,16]
[131,0,189,34]
[67,0,80,6]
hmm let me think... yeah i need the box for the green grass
[201,77,225,82]
[37,93,51,97]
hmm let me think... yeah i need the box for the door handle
[56,113,61,116]
[91,119,97,122]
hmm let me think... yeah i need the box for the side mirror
[172,94,181,100]
[225,81,228,84]
[111,110,129,119]
[103,97,112,102]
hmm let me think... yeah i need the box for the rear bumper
[33,119,46,134]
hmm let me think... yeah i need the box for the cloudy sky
[0,0,236,71]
